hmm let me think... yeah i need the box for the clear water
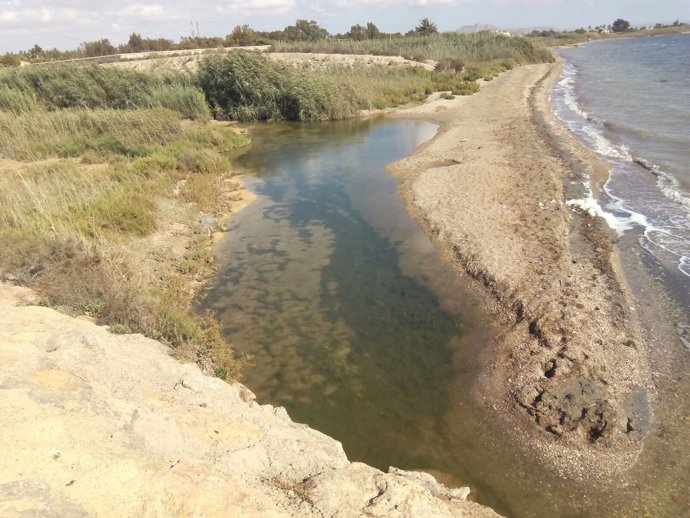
[201,116,690,517]
[554,34,690,299]
[203,118,496,469]
[202,118,581,517]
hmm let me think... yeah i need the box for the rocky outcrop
[0,283,500,517]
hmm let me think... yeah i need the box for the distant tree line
[1,18,441,67]
[2,16,686,68]
[527,18,687,38]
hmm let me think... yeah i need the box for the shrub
[132,153,178,176]
[435,57,465,73]
[452,82,480,95]
[75,190,157,237]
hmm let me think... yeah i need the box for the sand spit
[389,63,657,484]
[391,59,690,514]
[0,283,500,518]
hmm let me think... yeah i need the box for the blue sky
[0,0,688,53]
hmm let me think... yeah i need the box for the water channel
[202,118,585,517]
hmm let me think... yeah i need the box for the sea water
[553,34,690,300]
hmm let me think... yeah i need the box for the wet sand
[388,63,690,515]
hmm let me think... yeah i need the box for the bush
[76,190,157,237]
[452,82,480,95]
[435,57,465,73]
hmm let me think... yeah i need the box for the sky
[0,0,688,53]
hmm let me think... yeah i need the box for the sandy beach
[389,63,690,515]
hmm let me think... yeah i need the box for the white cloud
[120,4,166,19]
[0,6,87,23]
[0,0,682,53]
[215,0,296,15]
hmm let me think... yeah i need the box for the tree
[227,24,256,46]
[415,18,438,36]
[28,44,43,59]
[126,33,145,53]
[282,19,329,42]
[612,18,631,33]
[346,24,367,40]
[366,22,381,39]
[80,38,116,57]
[346,22,380,40]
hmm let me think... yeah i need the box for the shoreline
[388,63,689,514]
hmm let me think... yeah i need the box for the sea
[552,33,690,302]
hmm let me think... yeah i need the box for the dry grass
[0,107,250,379]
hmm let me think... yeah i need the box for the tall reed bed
[270,32,554,64]
[197,51,355,121]
[0,64,209,120]
[0,108,184,160]
[197,52,483,121]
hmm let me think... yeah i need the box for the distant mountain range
[456,24,556,34]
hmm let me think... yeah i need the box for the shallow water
[202,118,643,517]
[203,118,492,467]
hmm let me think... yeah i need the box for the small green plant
[109,323,131,334]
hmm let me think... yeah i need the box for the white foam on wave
[679,256,690,277]
[581,126,632,160]
[656,170,690,209]
[554,63,590,121]
[564,161,650,236]
[566,197,631,234]
[567,182,651,236]
[553,56,690,279]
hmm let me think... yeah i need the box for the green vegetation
[198,52,351,122]
[612,18,632,33]
[270,31,554,65]
[0,64,199,112]
[197,49,526,122]
[415,18,439,36]
[0,22,557,375]
[0,64,248,379]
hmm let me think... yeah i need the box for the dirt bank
[386,62,681,501]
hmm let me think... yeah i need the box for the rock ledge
[0,284,499,517]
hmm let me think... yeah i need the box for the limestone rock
[0,284,501,517]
